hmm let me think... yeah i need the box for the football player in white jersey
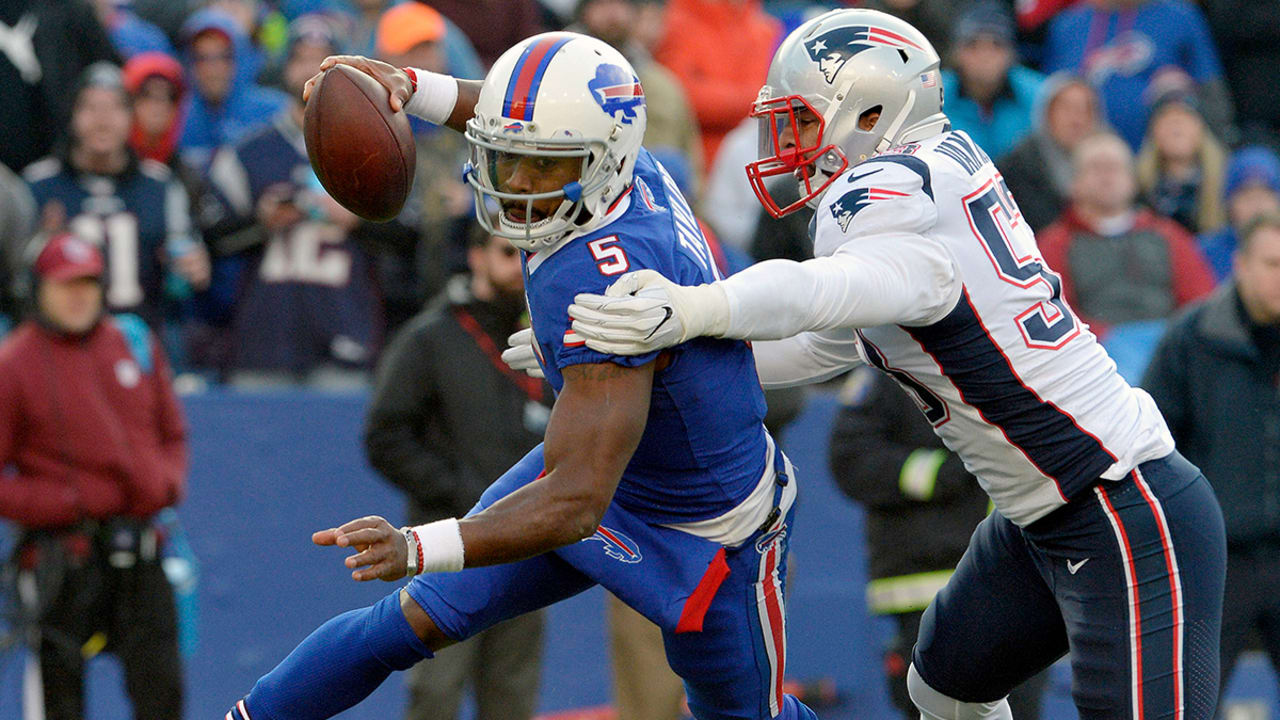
[556,9,1227,720]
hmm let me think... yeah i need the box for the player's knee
[398,588,454,652]
[907,664,1012,720]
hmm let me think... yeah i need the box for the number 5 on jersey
[589,236,629,276]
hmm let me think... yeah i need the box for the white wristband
[408,518,466,573]
[403,68,459,126]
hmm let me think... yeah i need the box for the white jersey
[730,130,1174,526]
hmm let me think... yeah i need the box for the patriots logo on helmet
[829,182,909,232]
[587,525,642,563]
[588,64,645,125]
[804,25,923,84]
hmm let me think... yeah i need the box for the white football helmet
[464,32,647,251]
[747,9,949,217]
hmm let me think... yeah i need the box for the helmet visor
[745,94,847,218]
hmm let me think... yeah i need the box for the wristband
[402,67,458,126]
[406,518,465,573]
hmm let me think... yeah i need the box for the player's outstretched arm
[302,55,481,134]
[317,360,654,582]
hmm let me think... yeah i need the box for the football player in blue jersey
[225,33,820,720]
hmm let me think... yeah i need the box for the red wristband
[402,67,418,95]
[413,528,424,573]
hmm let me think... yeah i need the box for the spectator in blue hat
[1198,146,1280,281]
[941,3,1044,162]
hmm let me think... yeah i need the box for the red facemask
[745,94,848,219]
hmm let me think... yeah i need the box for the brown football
[303,64,415,222]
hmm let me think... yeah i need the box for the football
[303,64,416,222]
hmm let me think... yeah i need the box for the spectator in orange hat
[654,0,780,172]
[368,2,477,331]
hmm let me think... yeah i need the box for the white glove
[568,269,731,355]
[500,328,544,378]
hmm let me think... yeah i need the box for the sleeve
[149,335,188,506]
[1139,317,1191,446]
[751,328,865,389]
[827,369,975,511]
[362,320,473,509]
[0,358,83,525]
[534,238,664,370]
[719,157,959,339]
[1181,2,1225,81]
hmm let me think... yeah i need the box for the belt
[754,444,791,537]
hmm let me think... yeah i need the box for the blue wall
[0,390,1274,719]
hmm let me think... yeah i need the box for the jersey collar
[524,184,633,276]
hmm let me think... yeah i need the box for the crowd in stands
[0,0,1276,387]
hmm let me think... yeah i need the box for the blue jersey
[24,155,193,328]
[523,149,770,524]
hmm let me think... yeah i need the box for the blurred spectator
[940,3,1044,162]
[1199,146,1280,281]
[655,0,779,172]
[423,0,547,69]
[364,222,550,720]
[0,0,118,172]
[1201,0,1280,149]
[999,74,1102,232]
[178,8,290,169]
[352,0,485,80]
[1135,78,1227,235]
[859,0,967,55]
[0,233,186,720]
[829,368,1047,719]
[24,63,209,331]
[569,0,703,187]
[0,163,36,324]
[1042,0,1232,150]
[371,2,476,331]
[749,177,811,263]
[1037,131,1214,336]
[1141,212,1280,704]
[205,15,381,386]
[93,0,173,59]
[702,118,761,252]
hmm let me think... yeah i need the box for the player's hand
[313,515,408,582]
[501,328,544,379]
[569,270,731,355]
[303,55,412,113]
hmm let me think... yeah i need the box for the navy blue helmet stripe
[904,288,1117,500]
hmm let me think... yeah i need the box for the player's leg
[909,511,1068,720]
[230,445,595,720]
[660,506,819,720]
[1031,453,1226,720]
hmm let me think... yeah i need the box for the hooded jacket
[1197,146,1280,281]
[177,8,289,169]
[1142,283,1280,547]
[124,51,187,165]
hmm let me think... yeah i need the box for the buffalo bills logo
[502,122,524,134]
[804,25,923,84]
[588,64,645,125]
[588,526,642,563]
[755,523,788,554]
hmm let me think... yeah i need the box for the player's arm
[750,329,865,389]
[315,359,655,581]
[569,160,960,352]
[302,56,480,134]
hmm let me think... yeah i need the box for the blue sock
[236,590,432,720]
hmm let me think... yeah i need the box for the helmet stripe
[502,36,573,121]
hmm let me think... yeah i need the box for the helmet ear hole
[859,105,884,132]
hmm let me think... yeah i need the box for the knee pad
[907,664,1012,720]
